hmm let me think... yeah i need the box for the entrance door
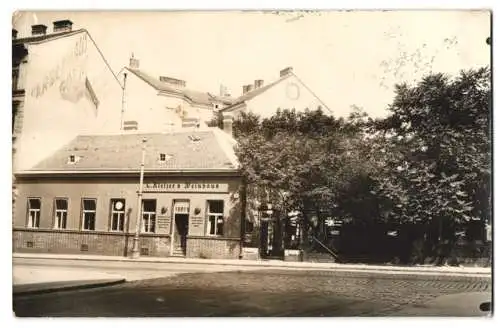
[175,214,189,253]
[173,200,190,255]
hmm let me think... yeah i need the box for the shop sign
[174,201,190,214]
[191,216,203,228]
[144,182,228,193]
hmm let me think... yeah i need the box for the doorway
[172,200,190,255]
[260,219,285,259]
[175,214,189,253]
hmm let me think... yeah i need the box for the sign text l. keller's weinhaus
[144,182,229,193]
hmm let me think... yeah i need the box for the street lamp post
[131,137,147,259]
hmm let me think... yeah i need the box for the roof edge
[14,29,86,45]
[15,168,241,176]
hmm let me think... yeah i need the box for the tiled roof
[12,29,86,45]
[127,68,178,93]
[127,68,233,107]
[209,94,236,105]
[29,129,239,173]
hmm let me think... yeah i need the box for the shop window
[27,198,41,228]
[207,200,224,236]
[110,199,126,231]
[142,199,157,233]
[81,198,97,231]
[54,198,68,229]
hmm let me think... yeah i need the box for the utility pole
[131,137,147,258]
[120,72,127,131]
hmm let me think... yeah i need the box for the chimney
[12,29,18,39]
[159,76,186,88]
[182,117,200,129]
[242,84,254,95]
[129,53,140,69]
[220,84,228,97]
[222,112,234,136]
[123,120,139,131]
[280,67,293,77]
[254,79,264,89]
[53,20,73,33]
[31,24,48,36]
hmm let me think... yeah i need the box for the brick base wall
[13,229,171,257]
[186,236,241,259]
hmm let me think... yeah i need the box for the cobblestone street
[13,269,492,317]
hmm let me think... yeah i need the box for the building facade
[117,56,234,132]
[12,20,123,172]
[13,129,245,259]
[220,67,331,120]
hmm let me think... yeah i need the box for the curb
[13,253,491,276]
[13,278,126,297]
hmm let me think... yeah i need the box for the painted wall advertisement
[28,34,97,114]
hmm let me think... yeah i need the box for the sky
[12,10,491,118]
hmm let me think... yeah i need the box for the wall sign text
[144,182,228,193]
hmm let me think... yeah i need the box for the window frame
[141,199,157,233]
[53,197,69,229]
[206,200,224,237]
[81,198,97,231]
[12,66,19,91]
[26,197,41,228]
[109,198,126,232]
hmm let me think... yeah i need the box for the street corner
[13,265,127,296]
[13,265,125,285]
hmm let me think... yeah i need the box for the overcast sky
[13,10,490,118]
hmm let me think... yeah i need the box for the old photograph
[11,10,492,317]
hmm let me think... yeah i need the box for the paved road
[13,269,492,317]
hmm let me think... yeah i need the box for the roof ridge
[222,74,292,111]
[125,68,221,106]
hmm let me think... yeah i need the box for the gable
[15,30,123,171]
[225,74,332,119]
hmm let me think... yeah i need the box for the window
[110,199,126,231]
[82,198,97,230]
[27,198,41,228]
[54,198,68,229]
[12,66,19,91]
[159,153,166,162]
[142,199,156,233]
[12,101,20,133]
[207,200,224,236]
[67,154,80,164]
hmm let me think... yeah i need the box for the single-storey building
[12,127,245,259]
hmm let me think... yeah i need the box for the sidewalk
[13,265,125,296]
[13,252,492,277]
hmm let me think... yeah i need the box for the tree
[373,67,491,264]
[234,108,385,256]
